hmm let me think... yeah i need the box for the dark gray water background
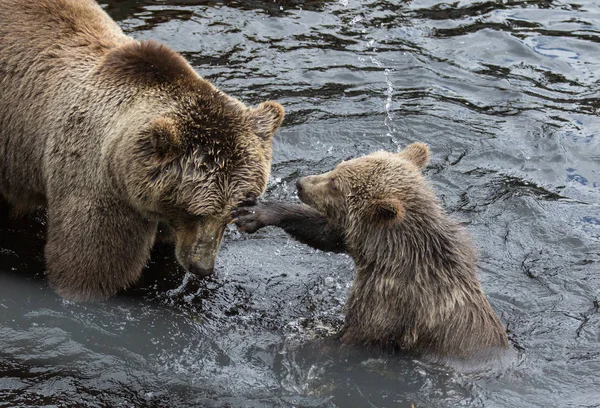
[1,0,599,407]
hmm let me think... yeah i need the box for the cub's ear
[399,142,430,170]
[149,117,185,164]
[367,198,405,223]
[253,101,285,140]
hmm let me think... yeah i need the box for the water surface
[1,0,599,407]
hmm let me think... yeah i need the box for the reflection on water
[1,0,599,407]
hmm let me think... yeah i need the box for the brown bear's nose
[296,179,304,193]
[188,263,214,277]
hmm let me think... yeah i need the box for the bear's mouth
[296,175,327,213]
[296,185,314,208]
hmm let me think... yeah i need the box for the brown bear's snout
[296,175,323,208]
[173,218,226,278]
[295,178,304,194]
[296,177,311,205]
[188,261,214,277]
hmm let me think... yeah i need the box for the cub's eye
[329,178,339,191]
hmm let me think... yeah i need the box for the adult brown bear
[0,0,284,301]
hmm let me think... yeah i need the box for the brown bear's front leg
[233,202,346,253]
[45,197,157,302]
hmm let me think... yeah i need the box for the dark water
[1,0,600,406]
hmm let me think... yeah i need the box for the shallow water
[1,0,599,407]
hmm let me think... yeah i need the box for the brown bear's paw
[232,202,274,233]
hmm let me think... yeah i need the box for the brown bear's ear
[368,198,405,223]
[150,117,185,164]
[252,101,285,140]
[399,142,430,170]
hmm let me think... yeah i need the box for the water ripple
[2,0,599,407]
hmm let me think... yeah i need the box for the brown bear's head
[118,87,284,277]
[296,142,433,236]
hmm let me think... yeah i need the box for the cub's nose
[296,178,304,193]
[188,263,214,277]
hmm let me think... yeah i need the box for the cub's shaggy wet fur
[234,143,509,366]
[0,0,284,301]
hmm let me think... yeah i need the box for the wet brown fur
[99,40,195,87]
[235,143,509,364]
[0,0,284,301]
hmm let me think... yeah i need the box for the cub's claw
[233,204,266,234]
[238,192,258,208]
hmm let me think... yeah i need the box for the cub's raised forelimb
[233,202,346,253]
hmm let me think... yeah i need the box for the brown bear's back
[0,0,131,206]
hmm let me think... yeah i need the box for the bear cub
[234,143,509,366]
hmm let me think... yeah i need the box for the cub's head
[121,89,284,277]
[296,142,432,232]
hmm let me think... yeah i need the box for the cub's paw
[232,202,271,233]
[238,192,258,208]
